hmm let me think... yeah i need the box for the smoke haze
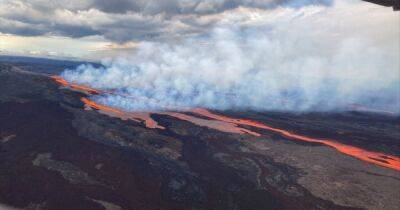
[61,0,400,113]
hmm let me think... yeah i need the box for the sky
[0,0,397,60]
[1,0,399,112]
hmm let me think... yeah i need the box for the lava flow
[81,97,260,136]
[51,76,102,95]
[52,75,400,171]
[190,108,400,171]
[161,111,261,136]
[52,76,164,129]
[82,98,164,129]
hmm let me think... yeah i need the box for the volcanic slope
[0,62,399,210]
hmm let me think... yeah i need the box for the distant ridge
[0,55,101,74]
[0,55,98,67]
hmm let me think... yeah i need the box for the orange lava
[82,98,164,129]
[51,75,400,171]
[82,98,124,115]
[51,76,102,95]
[52,76,163,129]
[80,97,258,134]
[161,112,261,136]
[191,108,400,171]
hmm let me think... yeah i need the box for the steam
[61,0,400,113]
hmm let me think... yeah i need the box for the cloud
[0,33,111,60]
[90,0,328,15]
[1,0,397,112]
[61,0,399,113]
[0,0,332,42]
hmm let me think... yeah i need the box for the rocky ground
[0,61,399,210]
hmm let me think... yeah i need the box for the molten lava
[53,76,165,129]
[161,111,261,136]
[190,108,400,171]
[51,76,102,95]
[52,75,400,171]
[82,98,164,129]
[81,97,259,135]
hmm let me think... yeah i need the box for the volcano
[0,57,399,210]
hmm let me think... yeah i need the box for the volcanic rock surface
[0,60,399,210]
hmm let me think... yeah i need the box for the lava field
[0,62,399,210]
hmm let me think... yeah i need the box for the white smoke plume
[61,0,399,113]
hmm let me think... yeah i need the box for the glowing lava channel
[52,76,400,171]
[190,108,400,171]
[51,76,102,95]
[82,98,165,129]
[52,76,164,129]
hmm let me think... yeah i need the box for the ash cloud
[61,1,399,113]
